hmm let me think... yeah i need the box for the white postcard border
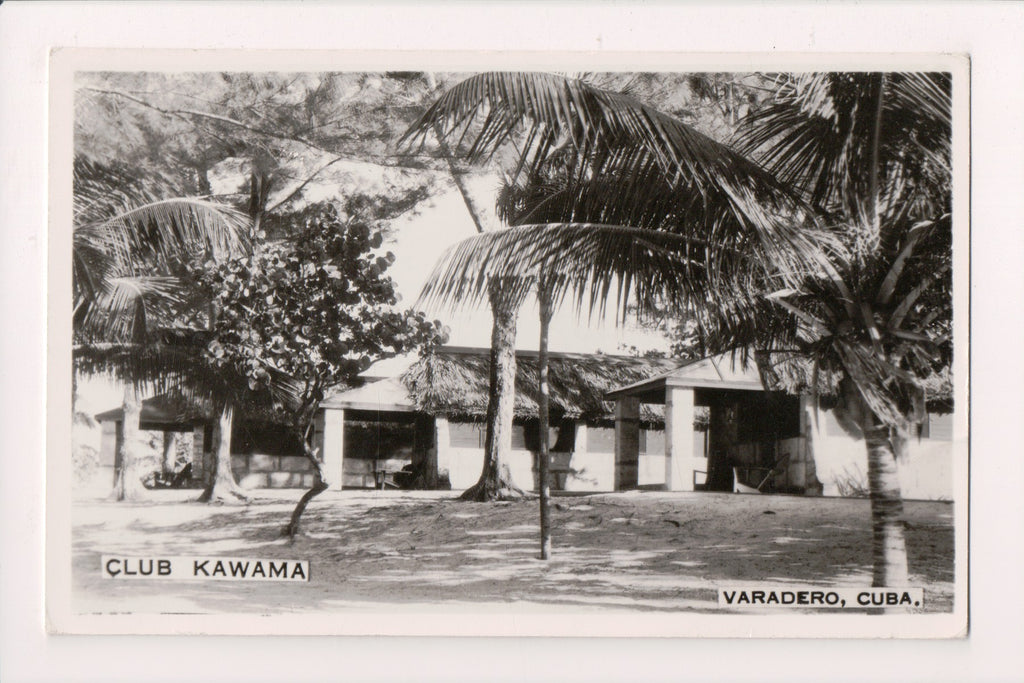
[0,1,1019,679]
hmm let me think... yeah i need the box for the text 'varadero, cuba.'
[718,586,924,609]
[101,556,309,581]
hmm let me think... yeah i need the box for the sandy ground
[69,489,955,616]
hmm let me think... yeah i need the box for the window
[450,419,573,451]
[588,427,616,453]
[510,423,528,450]
[922,413,953,441]
[449,421,484,448]
[642,429,665,454]
[232,422,302,456]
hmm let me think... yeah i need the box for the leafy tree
[74,72,456,219]
[408,71,953,584]
[72,158,249,501]
[75,72,457,504]
[191,199,446,532]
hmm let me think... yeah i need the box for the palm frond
[74,333,304,416]
[417,221,830,328]
[79,198,249,271]
[74,274,184,342]
[402,72,810,233]
[735,72,952,221]
[73,189,250,347]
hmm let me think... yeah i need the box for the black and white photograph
[5,2,1024,681]
[50,54,968,637]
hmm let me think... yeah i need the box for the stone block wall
[231,452,315,489]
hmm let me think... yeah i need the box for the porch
[605,353,817,494]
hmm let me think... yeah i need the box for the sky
[384,174,672,356]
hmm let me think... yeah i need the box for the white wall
[810,409,954,500]
[564,450,614,491]
[440,410,954,500]
[444,447,535,491]
[446,446,619,493]
[446,447,485,490]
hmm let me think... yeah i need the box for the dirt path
[70,490,955,615]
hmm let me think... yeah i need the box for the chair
[733,453,790,494]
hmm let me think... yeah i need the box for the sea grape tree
[193,198,447,533]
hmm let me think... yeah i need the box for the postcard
[46,48,970,643]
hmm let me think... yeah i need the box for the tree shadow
[71,494,955,615]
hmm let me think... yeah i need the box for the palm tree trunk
[841,379,909,587]
[435,125,494,234]
[537,280,554,558]
[196,166,212,196]
[429,105,524,502]
[864,420,909,587]
[111,384,147,501]
[198,403,249,503]
[867,74,886,235]
[460,281,525,501]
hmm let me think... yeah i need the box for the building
[95,346,954,500]
[94,396,318,491]
[317,347,954,499]
[603,352,954,499]
[316,346,698,492]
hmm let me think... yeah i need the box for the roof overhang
[320,377,416,412]
[605,352,766,402]
[95,396,205,426]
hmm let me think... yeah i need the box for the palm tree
[726,73,952,587]
[403,73,823,509]
[72,158,249,501]
[407,71,952,584]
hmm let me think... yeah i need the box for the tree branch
[433,122,490,234]
[265,156,347,214]
[81,86,449,173]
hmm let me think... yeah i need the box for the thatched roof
[95,394,209,427]
[750,351,954,414]
[401,346,681,423]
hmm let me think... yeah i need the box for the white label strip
[101,556,310,582]
[718,586,925,609]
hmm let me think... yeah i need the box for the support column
[113,421,124,486]
[161,431,177,475]
[574,422,588,454]
[573,422,588,487]
[614,397,640,490]
[322,408,345,491]
[799,394,824,495]
[434,416,452,484]
[665,386,696,491]
[99,421,118,486]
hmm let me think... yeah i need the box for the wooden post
[191,423,206,482]
[434,416,452,485]
[614,397,640,490]
[322,408,345,491]
[113,421,124,487]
